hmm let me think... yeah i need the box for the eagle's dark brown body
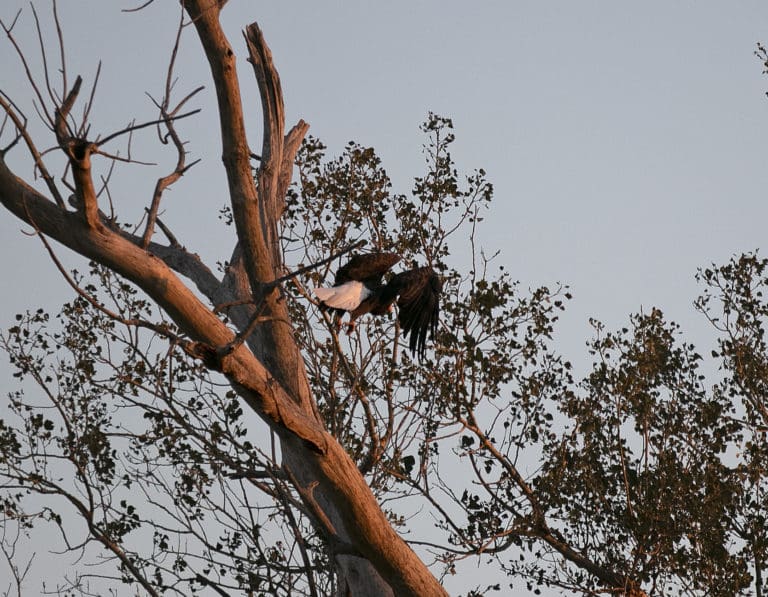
[313,252,441,359]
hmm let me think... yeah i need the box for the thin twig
[271,239,366,288]
[0,91,65,207]
[93,147,157,166]
[122,0,156,13]
[99,173,116,220]
[164,6,184,104]
[154,216,180,246]
[81,60,102,136]
[0,113,23,156]
[147,85,204,119]
[95,156,117,199]
[2,7,21,31]
[95,109,200,147]
[219,298,269,355]
[29,3,59,107]
[214,240,366,314]
[141,59,202,246]
[0,9,56,129]
[52,0,67,98]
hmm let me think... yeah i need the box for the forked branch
[139,10,204,247]
[244,23,309,261]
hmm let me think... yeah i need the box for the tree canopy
[0,3,766,596]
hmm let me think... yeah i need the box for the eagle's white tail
[312,281,370,311]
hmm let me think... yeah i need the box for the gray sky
[1,1,768,594]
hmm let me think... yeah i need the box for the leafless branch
[154,215,180,246]
[95,109,200,148]
[0,517,35,597]
[2,7,21,31]
[140,25,204,248]
[0,8,56,129]
[95,156,116,200]
[271,239,366,288]
[122,0,156,12]
[80,60,102,136]
[0,90,65,207]
[52,0,67,98]
[0,112,23,156]
[92,147,157,166]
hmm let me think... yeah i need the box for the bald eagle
[312,252,441,359]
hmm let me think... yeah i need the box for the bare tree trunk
[0,1,447,595]
[184,2,430,593]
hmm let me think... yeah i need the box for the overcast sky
[2,1,768,595]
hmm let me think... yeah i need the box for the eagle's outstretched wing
[382,267,441,360]
[334,252,401,286]
[316,253,440,357]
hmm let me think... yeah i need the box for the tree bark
[0,2,447,595]
[183,3,441,592]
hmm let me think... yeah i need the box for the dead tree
[0,1,447,595]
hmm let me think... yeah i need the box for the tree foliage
[0,4,766,597]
